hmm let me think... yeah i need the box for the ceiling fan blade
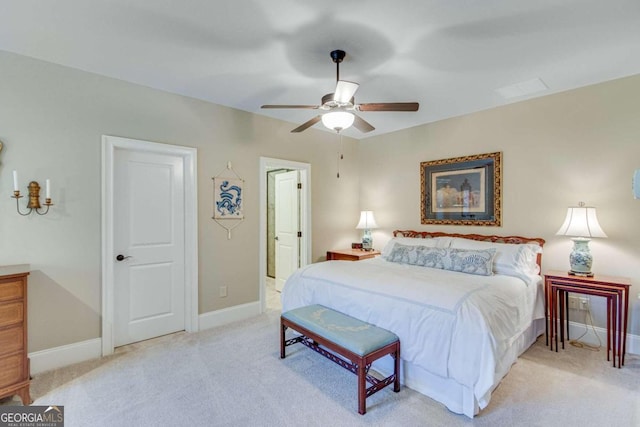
[357,102,419,112]
[334,81,359,103]
[261,104,319,109]
[352,114,375,133]
[291,115,322,133]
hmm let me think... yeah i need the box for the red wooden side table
[545,271,631,368]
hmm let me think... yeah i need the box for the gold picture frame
[420,152,502,226]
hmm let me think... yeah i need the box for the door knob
[274,236,279,241]
[116,254,132,261]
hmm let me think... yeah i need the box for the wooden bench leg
[357,360,366,415]
[280,322,287,359]
[394,343,401,393]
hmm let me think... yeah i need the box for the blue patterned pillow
[446,248,496,276]
[387,244,447,269]
[387,244,496,276]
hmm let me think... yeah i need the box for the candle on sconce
[10,173,54,215]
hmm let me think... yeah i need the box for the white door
[113,148,185,347]
[275,170,299,292]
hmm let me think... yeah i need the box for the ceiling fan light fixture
[322,111,355,132]
[334,80,359,104]
[261,49,418,134]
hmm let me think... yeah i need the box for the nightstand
[544,270,631,368]
[326,249,380,261]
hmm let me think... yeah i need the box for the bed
[281,230,546,418]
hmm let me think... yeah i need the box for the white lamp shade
[356,211,378,229]
[556,205,607,238]
[322,111,355,131]
[334,81,359,103]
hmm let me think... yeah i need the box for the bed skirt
[372,317,546,418]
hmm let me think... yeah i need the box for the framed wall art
[420,152,502,226]
[212,161,245,239]
[213,178,243,220]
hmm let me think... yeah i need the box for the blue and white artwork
[214,178,243,219]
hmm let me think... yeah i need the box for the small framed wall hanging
[213,161,244,239]
[213,177,243,219]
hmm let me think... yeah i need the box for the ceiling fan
[261,50,419,133]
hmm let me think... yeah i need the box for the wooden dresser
[0,264,31,405]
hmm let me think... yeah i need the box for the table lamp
[356,211,378,251]
[556,202,607,276]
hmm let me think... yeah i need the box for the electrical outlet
[219,286,227,298]
[579,296,589,310]
[568,295,589,311]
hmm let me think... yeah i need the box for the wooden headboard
[393,230,546,269]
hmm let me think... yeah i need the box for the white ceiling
[2,0,639,139]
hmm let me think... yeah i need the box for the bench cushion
[281,304,399,356]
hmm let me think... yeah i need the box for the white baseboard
[567,321,640,355]
[27,302,262,375]
[29,338,102,375]
[198,301,261,331]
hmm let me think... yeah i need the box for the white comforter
[281,257,543,405]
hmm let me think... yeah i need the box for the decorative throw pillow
[445,248,496,276]
[449,237,542,278]
[381,237,452,259]
[387,244,448,268]
[386,243,416,264]
[387,244,495,276]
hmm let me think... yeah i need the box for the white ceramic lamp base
[362,229,373,251]
[568,237,594,277]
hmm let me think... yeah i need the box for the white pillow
[381,236,452,259]
[449,237,542,279]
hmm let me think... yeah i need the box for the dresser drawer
[0,326,23,357]
[0,302,24,329]
[0,353,26,389]
[0,279,24,302]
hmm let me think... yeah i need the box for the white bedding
[281,257,545,416]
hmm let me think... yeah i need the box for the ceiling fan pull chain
[336,132,342,178]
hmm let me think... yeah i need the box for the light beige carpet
[3,310,640,426]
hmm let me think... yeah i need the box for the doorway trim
[259,157,311,312]
[101,135,198,356]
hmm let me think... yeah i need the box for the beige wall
[0,51,360,352]
[358,74,640,334]
[3,48,638,353]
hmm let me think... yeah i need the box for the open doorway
[266,169,292,281]
[259,157,311,313]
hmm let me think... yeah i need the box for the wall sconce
[11,170,53,216]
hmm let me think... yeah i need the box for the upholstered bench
[280,304,400,414]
